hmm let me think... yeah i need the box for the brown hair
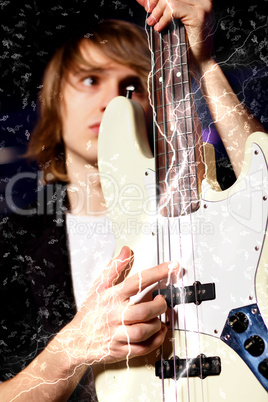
[27,20,151,183]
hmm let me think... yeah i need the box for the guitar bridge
[153,281,216,307]
[155,354,221,380]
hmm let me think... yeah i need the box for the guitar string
[175,22,192,400]
[154,23,189,402]
[161,23,190,401]
[150,25,166,400]
[159,23,190,402]
[153,25,176,401]
[168,24,199,400]
[179,23,205,402]
[167,21,205,401]
[160,28,174,401]
[167,27,179,402]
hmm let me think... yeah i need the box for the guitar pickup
[153,281,216,307]
[155,354,221,380]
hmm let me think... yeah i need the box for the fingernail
[154,294,166,302]
[146,16,153,25]
[147,15,158,25]
[145,1,153,13]
[161,322,168,332]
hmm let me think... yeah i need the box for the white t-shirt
[66,213,115,310]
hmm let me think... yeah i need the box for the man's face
[61,40,151,169]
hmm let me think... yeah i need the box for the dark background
[0,0,268,213]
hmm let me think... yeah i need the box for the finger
[154,5,175,31]
[123,294,167,324]
[120,260,180,299]
[117,318,163,343]
[136,0,159,13]
[123,322,167,358]
[95,246,134,291]
[146,2,167,26]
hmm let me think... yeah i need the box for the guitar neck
[150,20,204,217]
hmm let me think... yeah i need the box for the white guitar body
[95,97,268,401]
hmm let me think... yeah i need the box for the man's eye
[82,77,95,87]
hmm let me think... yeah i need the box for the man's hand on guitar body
[0,247,181,401]
[61,246,181,365]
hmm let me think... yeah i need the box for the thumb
[96,246,134,291]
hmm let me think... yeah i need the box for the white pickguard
[157,140,268,337]
[95,97,268,401]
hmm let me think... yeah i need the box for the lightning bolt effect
[0,0,267,400]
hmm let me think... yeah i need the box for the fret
[155,129,194,138]
[158,181,199,194]
[157,150,194,169]
[154,69,189,88]
[157,160,198,170]
[155,88,192,116]
[158,191,200,206]
[157,146,196,156]
[154,62,188,71]
[155,132,195,143]
[158,189,199,217]
[154,74,189,91]
[154,62,188,73]
[154,42,187,52]
[158,175,198,184]
[158,166,199,184]
[157,141,196,150]
[156,110,192,125]
[157,158,197,172]
[156,137,196,156]
[156,100,191,109]
[157,156,197,166]
[155,90,191,106]
[155,125,193,138]
[155,116,193,125]
[155,81,190,91]
[157,183,199,198]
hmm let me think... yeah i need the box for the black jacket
[0,188,76,381]
[0,185,99,401]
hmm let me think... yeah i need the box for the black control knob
[258,358,268,380]
[228,312,249,333]
[244,335,265,357]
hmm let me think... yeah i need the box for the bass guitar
[94,20,268,401]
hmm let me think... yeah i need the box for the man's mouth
[89,123,101,135]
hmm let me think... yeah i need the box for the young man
[0,0,266,401]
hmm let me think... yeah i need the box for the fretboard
[150,21,203,217]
